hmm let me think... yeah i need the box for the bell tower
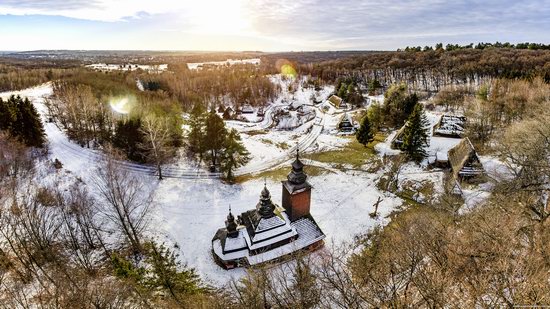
[282,150,312,221]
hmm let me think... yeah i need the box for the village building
[327,94,344,109]
[257,106,265,117]
[241,104,254,114]
[211,152,325,269]
[337,113,355,133]
[448,137,484,183]
[390,123,406,149]
[433,115,466,138]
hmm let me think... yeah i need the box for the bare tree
[92,150,153,253]
[139,115,175,180]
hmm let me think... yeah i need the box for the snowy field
[2,83,405,286]
[2,80,509,286]
[85,63,168,73]
[187,58,261,70]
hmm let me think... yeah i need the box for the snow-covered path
[1,83,222,179]
[3,83,406,286]
[234,108,325,175]
[3,83,326,179]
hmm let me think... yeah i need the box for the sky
[0,0,548,51]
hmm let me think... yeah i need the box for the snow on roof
[247,217,324,265]
[213,216,325,266]
[255,214,286,232]
[223,230,248,252]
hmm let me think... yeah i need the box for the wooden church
[212,152,325,269]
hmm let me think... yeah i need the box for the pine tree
[401,103,429,162]
[187,103,206,160]
[0,97,16,131]
[221,129,250,181]
[356,115,374,146]
[10,96,45,148]
[112,118,146,162]
[205,108,227,168]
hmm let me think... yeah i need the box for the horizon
[0,0,548,51]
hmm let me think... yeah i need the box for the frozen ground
[3,83,406,286]
[153,169,402,285]
[86,63,168,73]
[187,58,261,70]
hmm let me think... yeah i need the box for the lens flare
[276,59,297,78]
[110,97,131,114]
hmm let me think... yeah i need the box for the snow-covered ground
[3,83,405,286]
[4,79,512,286]
[86,63,168,73]
[187,58,261,70]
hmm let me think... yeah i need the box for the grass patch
[303,133,386,169]
[260,138,274,145]
[235,165,332,183]
[244,129,268,136]
[276,142,290,150]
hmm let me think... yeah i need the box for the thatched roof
[390,122,407,148]
[328,95,343,108]
[448,137,480,178]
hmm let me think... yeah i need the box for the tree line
[47,70,184,179]
[0,95,46,148]
[297,48,550,93]
[400,41,550,52]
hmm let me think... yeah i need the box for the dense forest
[295,48,550,92]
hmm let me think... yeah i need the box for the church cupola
[257,184,276,219]
[287,149,307,184]
[225,205,239,238]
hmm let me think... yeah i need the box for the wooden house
[241,104,254,114]
[390,124,407,149]
[338,113,355,133]
[448,137,484,182]
[327,95,343,108]
[433,115,466,138]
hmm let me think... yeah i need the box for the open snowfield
[187,58,261,70]
[86,63,168,72]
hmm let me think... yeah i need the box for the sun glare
[185,0,252,36]
[110,97,132,115]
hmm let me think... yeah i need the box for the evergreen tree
[0,97,16,131]
[205,108,227,167]
[337,83,347,99]
[403,93,419,117]
[112,118,147,162]
[187,103,206,160]
[10,96,45,147]
[221,129,250,181]
[367,101,383,132]
[401,103,429,162]
[356,115,374,146]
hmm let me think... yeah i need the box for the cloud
[245,0,550,49]
[0,0,548,50]
[0,0,101,10]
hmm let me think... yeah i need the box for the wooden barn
[327,95,343,108]
[433,115,466,138]
[448,137,484,182]
[338,113,355,133]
